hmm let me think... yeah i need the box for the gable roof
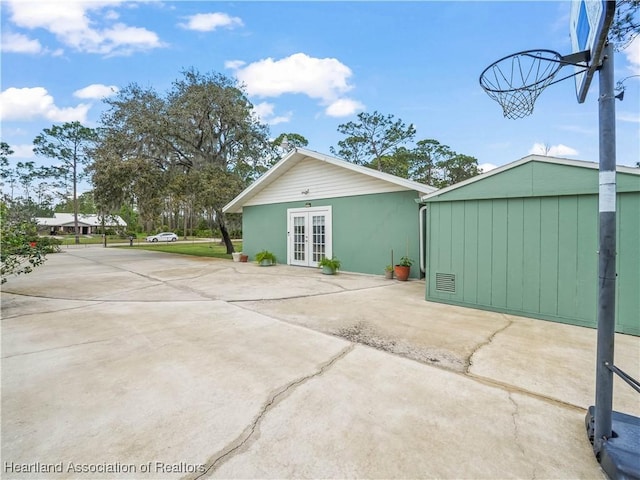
[35,213,127,227]
[224,147,437,213]
[420,155,640,203]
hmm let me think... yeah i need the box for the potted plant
[394,256,413,281]
[239,254,249,262]
[384,264,394,279]
[255,250,276,266]
[318,256,341,275]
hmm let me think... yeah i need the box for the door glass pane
[294,216,305,261]
[312,215,325,262]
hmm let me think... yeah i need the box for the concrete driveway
[1,246,638,479]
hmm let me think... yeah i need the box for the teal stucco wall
[242,190,422,278]
[425,192,639,336]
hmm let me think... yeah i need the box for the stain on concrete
[333,321,464,372]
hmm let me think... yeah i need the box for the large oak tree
[93,69,272,252]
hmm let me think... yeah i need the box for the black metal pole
[593,41,617,454]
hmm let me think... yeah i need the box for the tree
[408,139,451,185]
[408,139,480,188]
[0,202,47,284]
[435,153,480,188]
[610,0,639,50]
[266,132,310,171]
[33,122,97,244]
[272,133,308,151]
[1,142,15,201]
[94,69,271,253]
[330,111,416,171]
[15,161,39,202]
[54,191,96,214]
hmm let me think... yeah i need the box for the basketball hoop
[479,49,589,119]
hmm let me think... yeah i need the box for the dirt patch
[333,321,465,372]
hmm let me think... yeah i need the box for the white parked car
[146,232,178,242]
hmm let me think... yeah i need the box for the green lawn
[121,241,243,259]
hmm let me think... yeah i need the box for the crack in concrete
[2,337,114,359]
[508,392,525,456]
[0,301,101,321]
[190,344,355,480]
[1,323,205,359]
[464,314,514,374]
[508,393,540,480]
[229,282,394,303]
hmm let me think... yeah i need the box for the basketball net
[479,50,566,119]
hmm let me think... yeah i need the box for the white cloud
[231,53,355,102]
[9,144,36,159]
[1,32,43,54]
[617,112,640,123]
[224,59,246,70]
[179,13,243,32]
[252,102,274,120]
[325,98,364,117]
[479,163,498,173]
[623,36,640,75]
[252,102,291,125]
[0,87,91,122]
[529,143,579,157]
[104,9,120,21]
[5,0,164,56]
[73,84,119,99]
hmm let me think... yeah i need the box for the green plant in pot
[318,256,341,275]
[255,250,276,266]
[384,264,394,279]
[394,256,413,281]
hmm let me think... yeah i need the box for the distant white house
[35,213,127,235]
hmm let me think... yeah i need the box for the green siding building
[421,156,639,336]
[224,148,435,278]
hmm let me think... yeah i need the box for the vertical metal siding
[427,195,605,330]
[617,193,640,335]
[506,198,525,311]
[476,201,493,306]
[424,163,638,335]
[539,197,560,316]
[462,201,479,304]
[576,196,598,324]
[557,196,579,319]
[522,199,542,314]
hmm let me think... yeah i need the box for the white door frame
[287,206,332,267]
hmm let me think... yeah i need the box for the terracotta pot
[239,254,249,262]
[394,265,410,281]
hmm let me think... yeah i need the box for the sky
[1,0,639,192]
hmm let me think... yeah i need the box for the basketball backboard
[569,0,616,103]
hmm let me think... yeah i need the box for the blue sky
[1,0,639,187]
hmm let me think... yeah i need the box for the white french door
[287,207,332,267]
